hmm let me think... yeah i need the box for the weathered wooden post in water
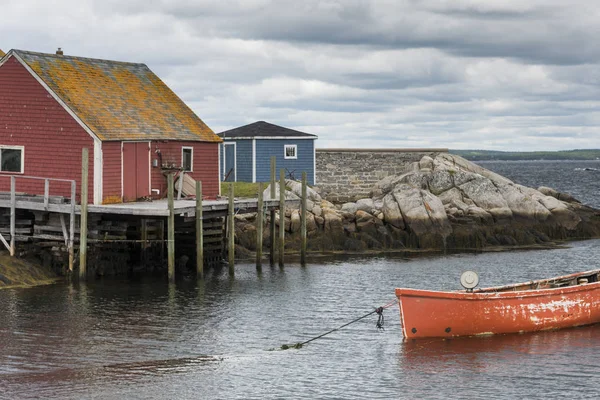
[79,148,89,279]
[69,181,76,272]
[269,156,276,265]
[301,172,307,265]
[196,181,204,280]
[228,182,235,275]
[256,182,264,269]
[9,176,15,256]
[167,173,175,283]
[279,169,285,267]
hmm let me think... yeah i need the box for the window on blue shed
[284,144,297,159]
[182,147,193,171]
[0,146,24,173]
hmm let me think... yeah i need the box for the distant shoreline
[450,149,600,161]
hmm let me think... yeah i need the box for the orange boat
[395,269,600,339]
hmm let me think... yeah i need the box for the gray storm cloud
[2,0,600,150]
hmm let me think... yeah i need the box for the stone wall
[315,148,448,203]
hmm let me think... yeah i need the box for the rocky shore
[234,153,600,256]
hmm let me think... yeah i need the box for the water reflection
[400,324,600,372]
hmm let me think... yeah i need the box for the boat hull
[395,271,600,339]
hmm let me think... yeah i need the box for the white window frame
[182,146,193,172]
[284,144,297,160]
[0,145,25,174]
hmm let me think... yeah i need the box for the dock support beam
[301,172,307,266]
[256,182,263,269]
[79,148,89,279]
[140,218,148,265]
[269,156,276,265]
[228,183,235,275]
[167,173,175,283]
[196,181,204,280]
[279,169,285,267]
[69,181,76,272]
[9,176,15,256]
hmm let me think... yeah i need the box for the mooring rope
[279,299,398,350]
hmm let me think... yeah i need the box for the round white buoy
[460,270,480,290]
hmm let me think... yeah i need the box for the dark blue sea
[1,160,599,399]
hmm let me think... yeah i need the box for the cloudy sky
[3,0,600,150]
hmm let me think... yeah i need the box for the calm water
[1,161,600,399]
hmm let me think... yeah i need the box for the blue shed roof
[218,121,317,139]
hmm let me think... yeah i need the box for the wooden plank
[69,181,76,273]
[0,232,11,252]
[279,169,285,267]
[203,243,223,249]
[34,225,75,233]
[228,183,234,275]
[196,181,203,279]
[168,173,175,283]
[60,214,69,246]
[44,179,49,210]
[175,173,197,198]
[270,156,276,265]
[34,234,71,241]
[10,176,15,256]
[301,172,307,266]
[79,148,89,279]
[256,182,263,269]
[0,227,33,234]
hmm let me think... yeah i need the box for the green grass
[221,182,267,198]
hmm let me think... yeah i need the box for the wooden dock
[0,193,285,217]
[0,154,308,282]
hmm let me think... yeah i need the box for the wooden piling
[269,156,276,265]
[196,181,204,279]
[140,218,148,265]
[228,182,235,275]
[256,182,264,269]
[301,172,307,265]
[43,179,49,210]
[279,169,285,267]
[167,173,175,283]
[79,148,88,279]
[9,176,15,256]
[69,181,75,272]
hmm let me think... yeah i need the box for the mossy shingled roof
[14,50,220,142]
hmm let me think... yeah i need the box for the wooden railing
[0,175,77,271]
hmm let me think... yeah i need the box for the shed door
[223,143,236,182]
[123,142,150,202]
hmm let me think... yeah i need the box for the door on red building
[122,142,150,202]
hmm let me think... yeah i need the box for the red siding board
[102,141,122,202]
[0,57,95,203]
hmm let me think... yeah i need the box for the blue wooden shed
[218,121,318,184]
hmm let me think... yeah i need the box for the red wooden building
[0,49,222,204]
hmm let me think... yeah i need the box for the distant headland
[450,149,600,161]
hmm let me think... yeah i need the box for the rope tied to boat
[278,300,397,350]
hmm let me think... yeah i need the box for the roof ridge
[13,49,146,67]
